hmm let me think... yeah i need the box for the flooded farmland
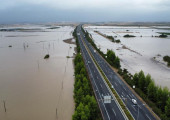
[0,25,75,120]
[85,26,170,89]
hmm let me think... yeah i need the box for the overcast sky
[0,0,170,23]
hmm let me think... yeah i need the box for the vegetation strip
[163,55,170,67]
[94,31,121,43]
[82,26,170,120]
[72,27,101,120]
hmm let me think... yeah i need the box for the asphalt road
[79,25,158,120]
[76,25,128,120]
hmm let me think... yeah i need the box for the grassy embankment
[72,27,102,120]
[82,26,170,120]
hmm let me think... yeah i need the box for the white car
[132,99,137,104]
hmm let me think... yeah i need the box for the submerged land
[0,22,170,120]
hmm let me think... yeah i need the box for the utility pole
[3,100,6,112]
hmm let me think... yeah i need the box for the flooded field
[0,25,75,120]
[85,26,170,89]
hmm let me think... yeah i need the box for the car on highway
[132,99,137,104]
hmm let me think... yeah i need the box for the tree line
[118,69,170,120]
[106,49,121,69]
[72,27,101,120]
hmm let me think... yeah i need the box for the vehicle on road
[132,99,137,105]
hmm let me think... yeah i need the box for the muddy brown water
[0,25,75,120]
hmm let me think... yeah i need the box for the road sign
[104,96,111,103]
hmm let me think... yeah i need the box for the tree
[80,68,86,76]
[138,70,145,91]
[156,87,163,108]
[88,96,98,119]
[114,56,121,68]
[82,78,90,96]
[160,87,169,111]
[107,50,116,65]
[74,53,82,65]
[133,73,139,87]
[75,61,84,74]
[165,98,170,117]
[147,81,157,101]
[75,87,84,106]
[144,74,152,93]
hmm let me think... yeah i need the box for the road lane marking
[146,114,151,120]
[115,82,118,86]
[100,84,103,88]
[112,108,116,116]
[127,95,130,99]
[123,86,127,91]
[122,92,125,96]
[132,94,137,99]
[129,94,133,98]
[132,105,137,111]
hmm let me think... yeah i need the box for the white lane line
[132,94,137,99]
[132,105,137,111]
[138,105,142,109]
[146,114,151,120]
[129,94,133,98]
[115,82,118,86]
[122,92,125,96]
[127,95,130,99]
[112,108,116,116]
[100,84,103,88]
[123,86,127,91]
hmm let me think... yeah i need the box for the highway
[76,25,128,120]
[79,25,158,120]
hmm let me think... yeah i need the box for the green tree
[88,96,98,119]
[75,87,84,106]
[80,68,86,76]
[114,56,120,68]
[138,70,145,91]
[144,74,152,93]
[156,87,163,108]
[133,73,139,87]
[160,87,169,111]
[75,62,84,74]
[147,81,157,101]
[165,98,170,117]
[74,53,82,65]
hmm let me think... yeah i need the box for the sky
[0,0,170,23]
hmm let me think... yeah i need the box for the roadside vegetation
[72,27,101,120]
[82,26,170,120]
[158,32,170,35]
[94,31,121,43]
[123,34,136,37]
[159,34,168,38]
[163,55,170,67]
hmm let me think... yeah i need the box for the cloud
[0,0,170,10]
[0,0,170,23]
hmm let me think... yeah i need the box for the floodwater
[0,25,75,120]
[85,26,170,89]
